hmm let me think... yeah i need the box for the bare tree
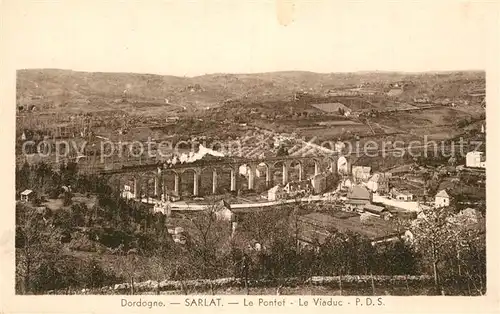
[186,199,232,284]
[409,206,462,289]
[16,204,62,294]
[148,250,174,295]
[114,247,144,294]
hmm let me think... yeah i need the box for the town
[15,69,486,296]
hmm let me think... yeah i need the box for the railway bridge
[98,154,352,199]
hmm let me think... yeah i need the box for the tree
[114,248,144,294]
[69,203,86,227]
[63,191,73,206]
[409,206,462,290]
[147,248,175,295]
[33,162,54,191]
[186,199,233,280]
[16,162,32,191]
[16,204,62,294]
[276,145,289,157]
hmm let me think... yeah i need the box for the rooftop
[368,173,389,183]
[372,194,423,212]
[347,185,371,200]
[346,199,369,205]
[364,204,386,213]
[435,189,450,198]
[393,189,414,196]
[268,185,283,193]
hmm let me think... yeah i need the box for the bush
[68,232,101,252]
[49,187,62,199]
[30,255,121,293]
[63,192,73,206]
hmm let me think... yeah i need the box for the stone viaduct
[99,154,351,199]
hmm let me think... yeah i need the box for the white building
[268,183,295,201]
[121,184,135,199]
[466,151,486,168]
[334,141,346,153]
[337,156,349,174]
[153,200,171,216]
[340,178,354,190]
[449,207,482,225]
[214,200,234,221]
[20,189,34,202]
[391,188,414,201]
[435,190,451,208]
[366,173,390,194]
[352,166,371,183]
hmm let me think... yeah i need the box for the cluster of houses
[287,159,485,250]
[340,164,456,212]
[267,171,337,201]
[69,143,484,251]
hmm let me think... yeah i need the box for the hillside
[16,69,485,115]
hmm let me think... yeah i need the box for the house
[466,151,486,168]
[20,189,34,202]
[268,184,286,201]
[121,184,135,199]
[340,178,354,190]
[347,185,371,203]
[214,200,235,221]
[363,204,392,220]
[153,200,172,216]
[310,172,337,194]
[366,173,390,194]
[168,227,187,244]
[311,173,327,194]
[346,185,372,211]
[413,96,430,104]
[337,156,350,174]
[352,166,371,183]
[334,141,346,153]
[445,207,486,235]
[61,185,72,193]
[435,190,451,208]
[284,180,313,198]
[450,207,483,225]
[391,189,414,201]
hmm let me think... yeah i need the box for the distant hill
[16,68,485,114]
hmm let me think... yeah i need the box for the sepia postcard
[1,0,499,313]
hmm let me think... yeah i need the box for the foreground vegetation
[15,162,485,295]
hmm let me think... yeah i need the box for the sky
[2,0,498,77]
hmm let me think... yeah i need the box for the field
[297,125,375,141]
[364,107,480,140]
[17,69,485,156]
[17,69,484,114]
